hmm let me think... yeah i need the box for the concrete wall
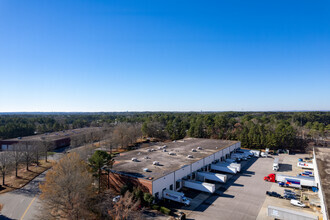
[152,173,175,199]
[313,149,328,220]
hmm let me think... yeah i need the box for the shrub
[132,187,143,201]
[160,206,171,215]
[120,185,129,195]
[151,204,160,210]
[143,193,154,206]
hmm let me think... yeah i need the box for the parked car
[290,199,306,208]
[284,189,296,195]
[284,194,297,200]
[266,191,282,198]
[113,195,121,203]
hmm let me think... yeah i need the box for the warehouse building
[0,127,103,151]
[109,138,240,199]
[313,147,330,220]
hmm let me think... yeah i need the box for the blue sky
[0,0,329,112]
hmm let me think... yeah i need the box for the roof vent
[153,161,160,166]
[131,158,138,162]
[187,155,193,158]
[163,149,167,152]
[197,147,203,150]
[192,149,197,152]
[163,145,167,149]
[144,156,150,159]
[147,149,151,152]
[168,152,176,156]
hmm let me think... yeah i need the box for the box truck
[183,180,215,193]
[211,163,237,174]
[273,158,279,171]
[264,173,317,188]
[197,171,227,183]
[163,189,191,206]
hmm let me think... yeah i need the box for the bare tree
[31,141,42,166]
[39,152,93,220]
[108,191,144,220]
[40,137,53,163]
[0,151,12,185]
[22,142,34,171]
[10,144,24,177]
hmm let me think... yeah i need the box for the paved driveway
[187,157,274,220]
[0,171,47,220]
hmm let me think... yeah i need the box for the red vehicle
[264,173,276,182]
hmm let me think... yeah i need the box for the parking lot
[257,153,322,219]
[186,156,274,220]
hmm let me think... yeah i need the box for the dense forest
[0,112,329,151]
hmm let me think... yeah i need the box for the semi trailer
[297,162,314,170]
[197,171,227,183]
[220,162,241,172]
[163,190,191,206]
[183,180,215,193]
[211,163,237,174]
[264,173,317,188]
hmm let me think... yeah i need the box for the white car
[113,195,121,203]
[290,199,306,208]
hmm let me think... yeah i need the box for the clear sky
[0,0,329,112]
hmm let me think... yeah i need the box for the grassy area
[0,160,53,194]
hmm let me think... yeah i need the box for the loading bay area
[167,153,322,220]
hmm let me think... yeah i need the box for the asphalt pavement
[187,157,274,220]
[0,171,47,220]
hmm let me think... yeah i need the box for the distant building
[0,127,103,151]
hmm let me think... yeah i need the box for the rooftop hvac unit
[158,147,162,150]
[147,149,152,152]
[187,155,193,158]
[144,156,150,159]
[168,152,176,155]
[151,149,155,151]
[197,147,203,150]
[131,158,138,162]
[143,168,149,172]
[163,149,167,152]
[163,145,167,148]
[153,161,160,166]
[192,149,197,152]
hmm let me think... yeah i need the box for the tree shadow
[0,215,14,220]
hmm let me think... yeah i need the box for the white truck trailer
[197,171,227,183]
[183,180,215,193]
[273,158,279,171]
[162,189,191,206]
[297,162,314,169]
[211,163,237,174]
[220,162,241,172]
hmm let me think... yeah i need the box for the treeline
[1,112,329,150]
